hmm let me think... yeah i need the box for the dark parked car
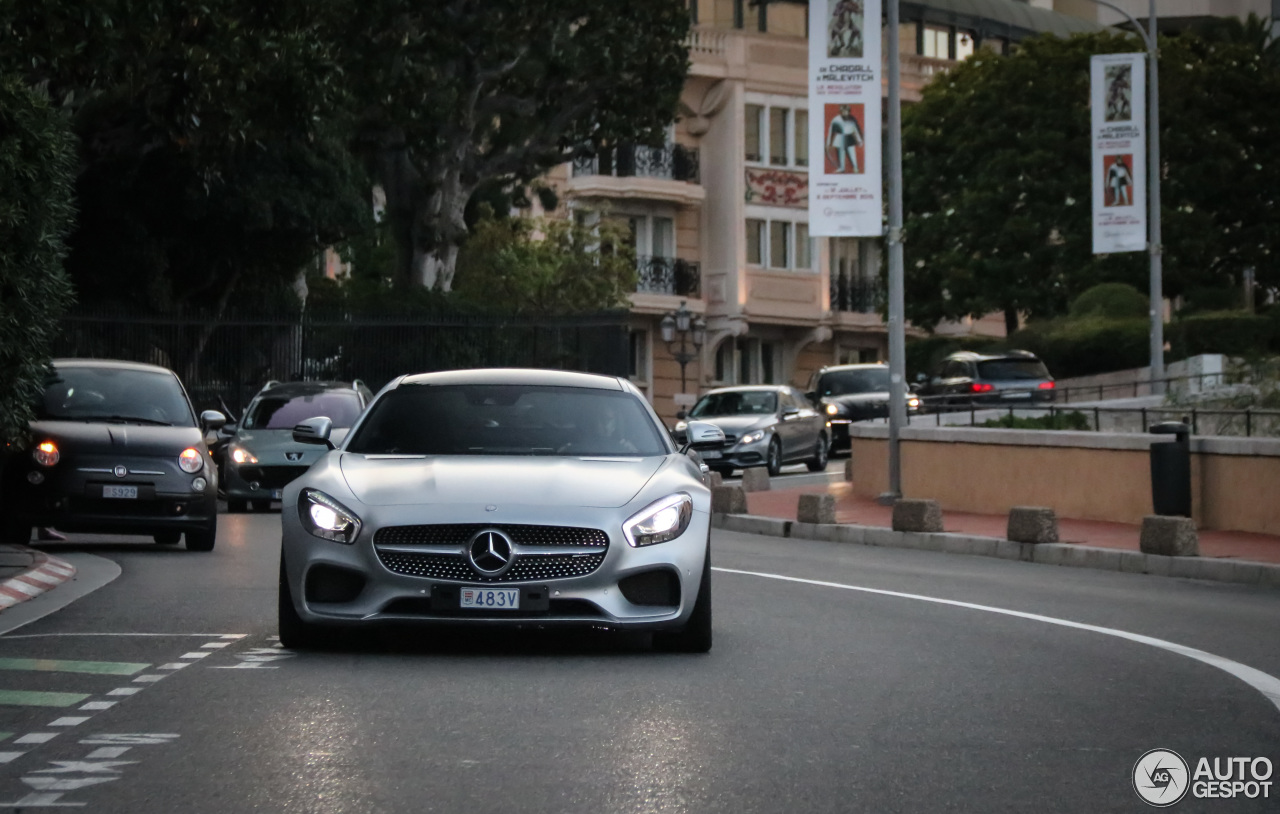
[0,359,226,550]
[915,350,1056,410]
[221,380,373,512]
[675,385,828,476]
[805,363,921,454]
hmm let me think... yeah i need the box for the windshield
[818,368,890,396]
[689,391,778,417]
[346,385,669,457]
[977,359,1051,380]
[38,366,195,427]
[244,391,363,430]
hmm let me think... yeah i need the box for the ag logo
[1133,749,1190,807]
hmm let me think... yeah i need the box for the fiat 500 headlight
[299,489,362,544]
[739,430,766,445]
[623,493,693,547]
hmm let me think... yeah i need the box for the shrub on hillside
[1168,311,1274,359]
[1069,283,1149,320]
[980,411,1092,431]
[0,77,77,446]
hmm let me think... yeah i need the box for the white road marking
[179,652,209,659]
[105,688,140,697]
[131,675,165,683]
[219,634,247,640]
[0,633,248,639]
[33,760,135,774]
[48,718,89,727]
[0,753,24,764]
[14,734,56,745]
[157,663,189,670]
[78,702,115,711]
[715,567,1280,714]
[79,734,178,746]
[85,747,130,759]
[200,642,230,649]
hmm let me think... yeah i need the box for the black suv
[914,350,1056,410]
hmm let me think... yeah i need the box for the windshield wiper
[76,415,174,426]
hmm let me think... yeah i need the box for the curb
[0,548,77,610]
[713,514,1280,589]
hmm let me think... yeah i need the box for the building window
[689,0,698,25]
[744,104,763,162]
[733,0,744,29]
[746,219,765,265]
[795,110,808,167]
[769,221,790,269]
[715,339,735,383]
[629,329,649,381]
[757,0,767,32]
[899,22,919,55]
[769,109,788,166]
[922,25,950,59]
[796,223,811,269]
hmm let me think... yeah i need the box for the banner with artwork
[808,0,882,237]
[1091,53,1146,254]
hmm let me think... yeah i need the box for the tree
[0,77,77,445]
[342,0,691,290]
[901,30,1280,333]
[452,210,637,315]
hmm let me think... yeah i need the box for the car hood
[29,420,204,455]
[338,454,664,508]
[687,415,773,434]
[233,427,351,451]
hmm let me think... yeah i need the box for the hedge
[1167,311,1275,359]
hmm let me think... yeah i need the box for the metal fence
[912,402,1280,438]
[52,310,631,419]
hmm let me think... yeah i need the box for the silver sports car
[279,368,724,652]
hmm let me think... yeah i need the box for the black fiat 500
[1,359,226,551]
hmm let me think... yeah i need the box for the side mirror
[199,410,227,432]
[684,421,725,451]
[293,416,335,449]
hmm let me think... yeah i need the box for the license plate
[103,485,138,499]
[271,489,283,499]
[700,449,722,459]
[1002,391,1032,399]
[460,587,520,610]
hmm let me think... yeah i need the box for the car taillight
[1038,382,1056,390]
[33,441,60,467]
[971,383,994,393]
[179,447,204,473]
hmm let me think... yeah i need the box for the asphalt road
[0,506,1276,813]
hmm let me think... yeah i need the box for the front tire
[278,555,322,650]
[805,433,829,472]
[653,542,712,653]
[765,437,783,477]
[185,515,216,552]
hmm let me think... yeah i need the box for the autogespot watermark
[1132,749,1274,807]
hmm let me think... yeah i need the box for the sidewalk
[741,481,1280,566]
[0,544,78,611]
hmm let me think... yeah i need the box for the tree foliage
[0,77,77,445]
[902,29,1280,332]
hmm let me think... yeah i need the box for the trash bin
[1149,421,1191,517]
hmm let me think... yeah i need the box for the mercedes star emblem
[467,529,515,577]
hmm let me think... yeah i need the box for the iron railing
[830,271,882,314]
[909,400,1280,438]
[52,309,630,420]
[636,256,701,298]
[573,144,700,184]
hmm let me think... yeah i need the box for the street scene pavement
[0,486,1274,813]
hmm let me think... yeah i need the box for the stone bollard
[741,467,771,493]
[1139,515,1200,557]
[892,498,944,533]
[843,457,855,482]
[707,470,724,488]
[797,493,837,524]
[711,485,748,515]
[1007,506,1059,545]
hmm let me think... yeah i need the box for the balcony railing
[830,271,883,314]
[573,144,700,184]
[637,256,701,298]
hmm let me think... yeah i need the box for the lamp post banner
[1091,52,1147,254]
[809,0,883,237]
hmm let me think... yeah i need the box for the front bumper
[224,462,310,501]
[282,500,712,632]
[698,438,770,470]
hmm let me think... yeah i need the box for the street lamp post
[660,301,707,396]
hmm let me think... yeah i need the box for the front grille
[238,465,310,489]
[374,523,609,583]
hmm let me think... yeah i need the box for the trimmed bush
[980,411,1092,431]
[1069,283,1149,320]
[1168,311,1274,359]
[1007,317,1150,379]
[0,77,77,446]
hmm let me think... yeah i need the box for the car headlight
[623,493,693,547]
[299,489,362,544]
[825,403,840,416]
[230,446,258,464]
[674,420,688,432]
[739,430,766,445]
[33,440,60,467]
[907,396,921,410]
[179,447,204,474]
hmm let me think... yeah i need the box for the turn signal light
[33,441,60,467]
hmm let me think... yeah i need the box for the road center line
[714,566,1280,714]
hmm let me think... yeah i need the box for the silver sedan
[278,368,722,652]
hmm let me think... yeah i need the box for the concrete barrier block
[1139,515,1200,557]
[797,493,837,525]
[711,485,747,515]
[741,467,771,493]
[707,471,724,488]
[830,524,866,545]
[892,499,943,533]
[1007,506,1059,545]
